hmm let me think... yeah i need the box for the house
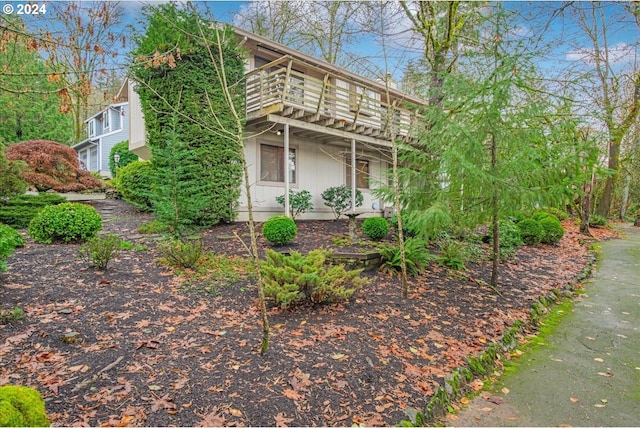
[73,100,130,178]
[125,26,426,221]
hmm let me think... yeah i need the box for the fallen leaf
[570,397,579,403]
[229,408,243,417]
[594,358,604,363]
[275,412,294,427]
[283,389,301,400]
[331,353,346,360]
[480,407,493,412]
[597,372,613,377]
[501,387,510,395]
[148,385,162,391]
[460,397,471,405]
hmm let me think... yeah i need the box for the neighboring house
[125,26,426,221]
[73,101,130,178]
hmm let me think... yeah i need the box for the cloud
[566,42,635,65]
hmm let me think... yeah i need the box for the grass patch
[171,252,249,295]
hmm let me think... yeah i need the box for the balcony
[245,56,423,146]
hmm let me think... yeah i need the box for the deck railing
[245,56,422,142]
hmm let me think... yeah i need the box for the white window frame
[258,142,298,187]
[88,119,95,137]
[102,110,110,131]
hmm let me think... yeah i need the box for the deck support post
[284,123,291,217]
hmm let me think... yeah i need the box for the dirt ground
[0,199,617,426]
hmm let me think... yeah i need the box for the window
[260,144,296,184]
[102,110,110,130]
[78,150,88,170]
[88,120,95,137]
[346,158,369,189]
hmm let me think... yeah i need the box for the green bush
[379,237,431,277]
[137,220,169,234]
[0,143,28,199]
[589,214,607,227]
[78,233,122,270]
[509,211,527,224]
[275,190,313,219]
[539,216,565,244]
[321,185,363,220]
[0,385,49,427]
[537,207,568,221]
[108,141,138,177]
[0,224,24,272]
[261,249,369,309]
[115,161,155,212]
[489,220,522,260]
[436,237,467,270]
[262,215,297,246]
[531,211,552,222]
[361,217,390,241]
[158,238,203,269]
[517,218,544,245]
[28,203,102,244]
[0,194,66,228]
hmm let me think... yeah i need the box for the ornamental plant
[0,224,24,272]
[539,216,565,244]
[321,185,363,220]
[0,385,49,427]
[115,160,155,212]
[158,237,204,269]
[78,233,122,270]
[261,249,369,309]
[361,217,389,241]
[262,215,297,246]
[517,218,544,245]
[28,202,102,243]
[379,237,431,277]
[108,141,138,177]
[0,193,66,228]
[275,189,313,219]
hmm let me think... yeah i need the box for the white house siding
[237,133,388,222]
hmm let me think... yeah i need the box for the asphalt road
[449,223,640,427]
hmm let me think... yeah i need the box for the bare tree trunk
[490,133,499,287]
[596,138,620,217]
[580,181,593,236]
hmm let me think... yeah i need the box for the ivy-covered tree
[131,4,244,231]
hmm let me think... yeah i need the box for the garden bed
[0,199,618,427]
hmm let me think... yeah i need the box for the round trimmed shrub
[115,160,155,212]
[262,215,297,246]
[539,216,564,244]
[0,385,49,427]
[517,218,544,245]
[28,202,102,243]
[361,217,390,241]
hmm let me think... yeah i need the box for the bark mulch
[0,199,618,427]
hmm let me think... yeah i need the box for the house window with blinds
[260,143,296,184]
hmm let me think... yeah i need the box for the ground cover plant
[0,199,618,427]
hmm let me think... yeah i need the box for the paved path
[449,223,640,427]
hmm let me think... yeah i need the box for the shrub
[137,220,169,234]
[489,220,522,260]
[0,193,66,228]
[262,215,297,246]
[537,207,568,221]
[158,237,203,269]
[78,233,122,270]
[28,202,102,243]
[275,190,314,219]
[321,185,363,220]
[0,307,25,324]
[115,160,155,212]
[379,237,431,277]
[589,214,607,227]
[0,224,24,272]
[518,218,544,245]
[261,249,369,309]
[0,143,28,198]
[0,385,49,427]
[509,211,527,224]
[361,217,390,241]
[531,211,551,222]
[6,139,104,192]
[108,141,138,177]
[539,216,565,244]
[436,237,467,270]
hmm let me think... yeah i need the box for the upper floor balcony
[245,55,424,146]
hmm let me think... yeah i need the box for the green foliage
[0,224,24,272]
[0,385,49,427]
[115,161,155,212]
[174,253,247,294]
[28,202,102,244]
[137,220,169,234]
[492,219,522,260]
[539,216,565,244]
[78,233,122,270]
[361,217,390,241]
[275,189,314,219]
[0,16,73,145]
[436,237,467,270]
[0,194,66,229]
[6,140,104,192]
[262,215,297,246]
[132,4,244,229]
[379,237,431,277]
[0,144,28,198]
[321,185,363,220]
[0,307,25,324]
[537,207,568,221]
[509,211,527,224]
[108,141,138,177]
[531,211,551,221]
[261,249,369,309]
[404,203,452,241]
[517,218,544,245]
[589,214,607,227]
[158,237,203,269]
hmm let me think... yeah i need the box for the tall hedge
[131,4,244,231]
[108,141,138,177]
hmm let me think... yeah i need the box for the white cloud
[566,42,635,65]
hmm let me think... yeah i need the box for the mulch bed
[0,199,618,427]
